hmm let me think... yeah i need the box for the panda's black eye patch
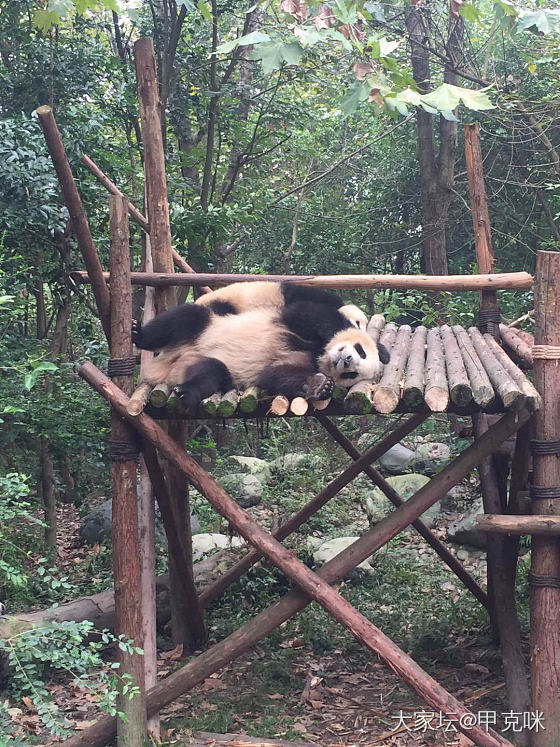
[354,343,367,359]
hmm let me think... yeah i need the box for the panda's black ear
[378,342,390,364]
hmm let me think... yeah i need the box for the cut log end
[127,382,152,416]
[289,397,309,416]
[372,386,400,414]
[311,398,331,411]
[424,386,449,412]
[149,383,171,408]
[268,395,289,416]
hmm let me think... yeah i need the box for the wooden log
[378,321,397,354]
[149,383,172,408]
[366,313,385,342]
[201,393,221,416]
[71,270,534,291]
[192,733,316,747]
[127,382,152,416]
[80,154,210,290]
[499,324,533,368]
[512,327,534,347]
[200,414,428,607]
[483,334,542,412]
[440,325,473,407]
[36,106,111,341]
[108,195,147,741]
[289,397,309,416]
[452,325,495,407]
[476,515,560,535]
[133,38,175,314]
[268,395,289,416]
[403,325,427,407]
[238,387,260,413]
[344,382,374,414]
[217,390,239,417]
[372,325,411,413]
[73,361,528,747]
[318,416,488,610]
[531,250,560,747]
[465,123,498,321]
[469,328,526,411]
[424,327,449,412]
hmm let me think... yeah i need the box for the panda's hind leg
[132,304,210,350]
[173,357,233,410]
[257,364,334,401]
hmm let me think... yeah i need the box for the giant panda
[196,280,369,330]
[133,286,389,410]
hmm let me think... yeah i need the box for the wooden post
[133,37,175,313]
[465,123,499,335]
[474,414,530,734]
[133,36,206,648]
[78,361,526,747]
[36,106,111,340]
[530,250,560,747]
[109,195,146,744]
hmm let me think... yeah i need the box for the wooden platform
[136,320,540,419]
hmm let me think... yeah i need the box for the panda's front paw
[304,373,335,401]
[131,319,142,346]
[172,384,187,401]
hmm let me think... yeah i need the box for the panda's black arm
[281,302,349,352]
[281,282,344,309]
[132,304,210,350]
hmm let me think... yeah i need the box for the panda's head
[318,328,390,386]
[339,304,368,330]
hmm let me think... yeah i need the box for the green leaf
[516,9,560,35]
[197,0,213,21]
[32,8,60,31]
[420,83,494,112]
[459,3,482,23]
[333,0,358,25]
[339,81,369,115]
[250,41,302,73]
[216,30,271,54]
[494,0,517,18]
[363,2,386,23]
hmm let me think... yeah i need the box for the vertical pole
[139,234,160,740]
[465,123,499,335]
[133,37,175,313]
[109,194,147,744]
[531,250,560,747]
[133,36,206,649]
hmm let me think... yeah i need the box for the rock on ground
[80,497,200,545]
[270,452,319,472]
[192,533,245,562]
[447,498,487,549]
[308,536,375,574]
[229,456,272,484]
[219,473,263,508]
[412,442,451,475]
[362,473,442,528]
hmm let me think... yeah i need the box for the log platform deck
[131,318,539,420]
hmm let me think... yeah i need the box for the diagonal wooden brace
[200,412,429,606]
[78,359,527,747]
[316,415,488,609]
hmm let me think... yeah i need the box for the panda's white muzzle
[329,344,361,380]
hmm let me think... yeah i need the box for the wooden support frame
[74,360,530,747]
[477,515,560,535]
[316,415,488,609]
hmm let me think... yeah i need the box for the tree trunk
[39,437,57,547]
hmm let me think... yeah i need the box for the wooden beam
[76,359,527,747]
[477,515,560,535]
[71,270,534,291]
[36,106,111,340]
[531,250,560,747]
[108,194,147,742]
